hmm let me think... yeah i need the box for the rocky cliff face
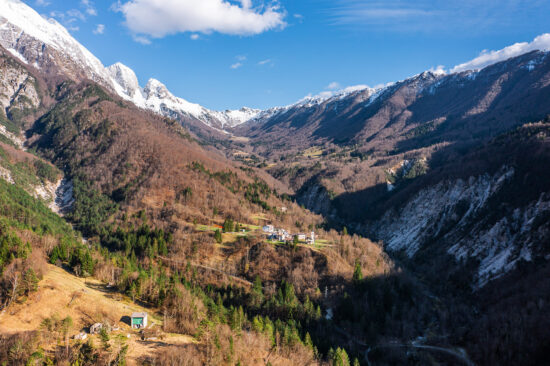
[296,182,336,218]
[370,125,550,287]
[0,51,40,118]
[371,167,528,286]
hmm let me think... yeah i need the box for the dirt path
[159,256,254,287]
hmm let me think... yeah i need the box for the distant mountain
[234,50,550,288]
[239,51,550,155]
[0,0,259,134]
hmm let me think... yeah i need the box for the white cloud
[236,55,247,61]
[258,59,272,65]
[66,9,86,21]
[81,0,97,16]
[35,0,50,6]
[231,62,243,69]
[190,34,200,40]
[93,24,105,35]
[239,0,252,9]
[326,81,341,90]
[452,33,550,73]
[293,13,304,23]
[133,35,151,45]
[116,0,287,38]
[428,65,447,75]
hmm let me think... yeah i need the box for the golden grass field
[0,264,193,365]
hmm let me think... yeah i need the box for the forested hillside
[0,46,397,365]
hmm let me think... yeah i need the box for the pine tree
[223,218,234,233]
[353,259,363,284]
[214,229,223,244]
[23,268,39,295]
[304,332,314,350]
[333,347,350,366]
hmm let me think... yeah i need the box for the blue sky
[24,0,550,110]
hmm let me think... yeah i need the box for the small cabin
[262,225,275,233]
[295,233,307,241]
[131,312,148,329]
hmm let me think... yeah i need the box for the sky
[22,0,550,111]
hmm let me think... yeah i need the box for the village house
[264,225,316,244]
[295,233,307,241]
[131,312,148,329]
[262,225,275,233]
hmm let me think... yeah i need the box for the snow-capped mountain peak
[107,63,141,97]
[0,0,261,130]
[0,0,110,83]
[107,62,146,106]
[144,78,173,100]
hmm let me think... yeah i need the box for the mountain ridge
[0,0,260,131]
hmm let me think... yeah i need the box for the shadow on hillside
[85,281,116,294]
[120,316,131,326]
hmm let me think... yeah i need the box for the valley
[1,1,550,365]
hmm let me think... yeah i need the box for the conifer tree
[214,229,223,243]
[353,259,363,284]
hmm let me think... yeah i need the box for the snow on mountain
[0,0,111,83]
[107,62,146,107]
[0,0,259,129]
[247,85,378,124]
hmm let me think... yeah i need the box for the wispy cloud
[329,0,548,33]
[230,62,243,69]
[190,34,200,40]
[330,1,440,29]
[93,24,105,35]
[47,1,98,33]
[81,0,97,16]
[133,35,152,45]
[258,59,273,66]
[326,81,341,90]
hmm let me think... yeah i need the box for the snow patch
[6,47,27,64]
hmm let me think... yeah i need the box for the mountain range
[1,0,550,365]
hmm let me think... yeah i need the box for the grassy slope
[0,264,193,366]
